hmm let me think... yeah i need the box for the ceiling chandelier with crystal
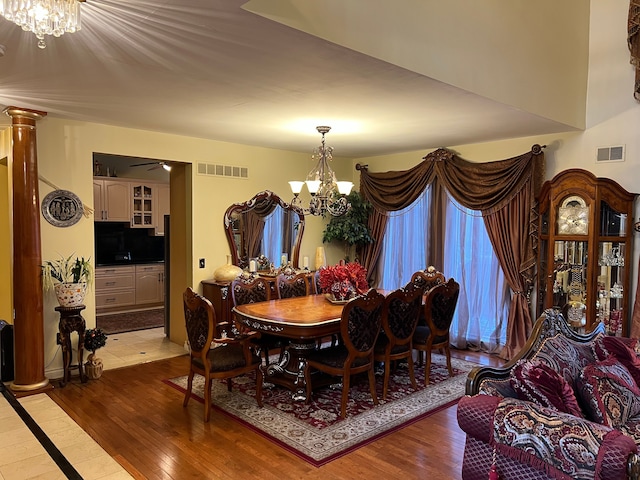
[289,126,354,217]
[0,0,84,49]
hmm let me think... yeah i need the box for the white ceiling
[0,0,589,159]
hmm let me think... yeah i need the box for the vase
[54,282,87,307]
[85,353,103,379]
[315,247,327,270]
[213,254,243,282]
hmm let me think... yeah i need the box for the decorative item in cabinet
[131,183,154,228]
[93,178,131,222]
[95,266,136,313]
[536,169,636,336]
[135,264,164,305]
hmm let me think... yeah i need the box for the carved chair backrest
[276,272,310,299]
[313,269,322,294]
[183,287,215,356]
[382,283,424,345]
[424,278,460,337]
[340,289,385,358]
[411,266,445,293]
[231,276,271,306]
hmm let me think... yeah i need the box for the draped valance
[358,145,545,214]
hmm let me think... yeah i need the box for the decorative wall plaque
[41,189,84,227]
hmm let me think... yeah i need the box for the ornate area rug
[165,353,478,466]
[97,308,164,334]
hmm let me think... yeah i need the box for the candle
[281,253,287,266]
[303,256,309,269]
[249,260,257,272]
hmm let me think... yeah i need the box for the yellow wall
[11,118,351,377]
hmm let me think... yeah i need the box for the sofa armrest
[493,397,637,480]
[457,394,501,444]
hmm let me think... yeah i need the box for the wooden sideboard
[201,279,234,323]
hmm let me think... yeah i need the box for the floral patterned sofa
[457,309,640,480]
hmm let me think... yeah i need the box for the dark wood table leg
[265,339,317,401]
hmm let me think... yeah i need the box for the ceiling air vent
[197,162,248,179]
[596,145,625,163]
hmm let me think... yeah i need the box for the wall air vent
[596,145,625,163]
[196,163,248,179]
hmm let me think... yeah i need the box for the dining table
[232,294,346,401]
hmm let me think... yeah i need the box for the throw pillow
[510,359,583,417]
[576,357,640,427]
[593,335,640,387]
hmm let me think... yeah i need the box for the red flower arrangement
[318,262,369,300]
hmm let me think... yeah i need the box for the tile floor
[99,326,186,371]
[0,327,186,480]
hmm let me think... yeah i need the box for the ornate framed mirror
[223,190,305,268]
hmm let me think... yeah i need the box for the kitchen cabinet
[536,169,636,336]
[131,183,154,228]
[93,178,131,222]
[135,264,165,305]
[153,183,170,235]
[95,263,164,313]
[95,265,136,313]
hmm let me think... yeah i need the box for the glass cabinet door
[597,199,628,335]
[552,240,588,330]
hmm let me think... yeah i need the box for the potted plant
[42,254,94,307]
[84,327,107,379]
[322,191,374,261]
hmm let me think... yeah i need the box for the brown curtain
[358,208,388,287]
[358,145,545,359]
[483,188,535,359]
[243,210,265,259]
[629,0,640,101]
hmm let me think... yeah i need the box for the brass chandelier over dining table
[289,126,353,217]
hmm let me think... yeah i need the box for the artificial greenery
[42,254,94,291]
[84,328,107,354]
[322,191,374,260]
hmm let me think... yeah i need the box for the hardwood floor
[47,350,503,480]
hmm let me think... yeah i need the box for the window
[379,189,509,352]
[444,196,509,352]
[379,187,432,290]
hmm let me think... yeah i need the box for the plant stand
[56,305,87,387]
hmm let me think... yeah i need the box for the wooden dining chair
[182,287,263,422]
[373,283,424,399]
[410,266,446,293]
[303,289,385,418]
[412,278,460,385]
[313,269,322,294]
[231,275,285,365]
[276,272,310,299]
[411,266,446,326]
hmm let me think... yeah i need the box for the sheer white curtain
[444,196,510,353]
[379,187,432,291]
[262,207,284,265]
[379,188,509,353]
